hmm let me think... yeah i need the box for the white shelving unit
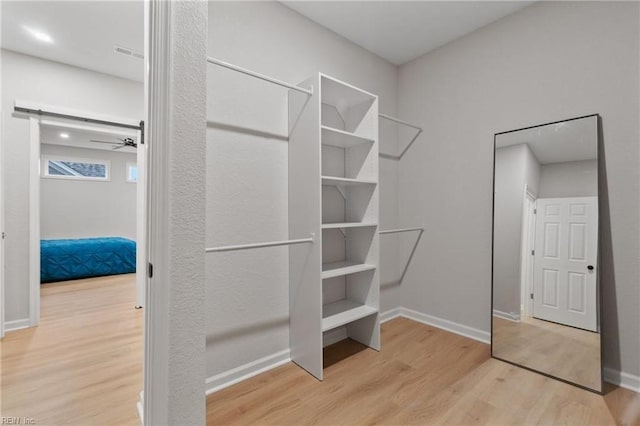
[289,73,380,381]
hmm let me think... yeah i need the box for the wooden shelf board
[322,261,376,280]
[321,126,374,148]
[322,299,377,332]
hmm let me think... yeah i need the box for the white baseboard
[604,367,640,392]
[380,307,402,323]
[4,318,31,332]
[136,391,144,425]
[400,307,491,344]
[380,307,490,344]
[205,349,290,395]
[492,309,521,322]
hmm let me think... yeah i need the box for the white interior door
[533,197,598,331]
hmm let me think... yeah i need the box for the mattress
[41,237,136,283]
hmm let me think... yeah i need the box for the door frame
[28,117,40,326]
[519,185,536,318]
[0,108,5,338]
[15,102,145,327]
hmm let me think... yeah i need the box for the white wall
[493,144,539,316]
[206,2,399,380]
[397,1,639,377]
[539,159,597,198]
[1,49,143,322]
[40,144,136,240]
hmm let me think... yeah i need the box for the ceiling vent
[114,45,144,60]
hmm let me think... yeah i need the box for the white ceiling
[282,1,534,65]
[495,116,598,165]
[41,124,138,154]
[1,1,144,82]
[1,1,533,81]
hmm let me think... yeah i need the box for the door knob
[587,265,594,271]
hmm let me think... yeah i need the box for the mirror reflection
[492,115,601,392]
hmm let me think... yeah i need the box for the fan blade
[112,145,126,150]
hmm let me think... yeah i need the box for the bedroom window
[126,162,138,183]
[42,157,110,181]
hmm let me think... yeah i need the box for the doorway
[519,185,536,319]
[26,111,147,326]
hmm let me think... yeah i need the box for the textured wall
[144,1,207,423]
[397,1,639,376]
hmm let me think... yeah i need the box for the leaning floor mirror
[491,114,602,393]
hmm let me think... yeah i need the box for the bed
[41,237,136,283]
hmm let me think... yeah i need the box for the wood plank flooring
[2,277,638,425]
[493,315,601,391]
[207,318,640,426]
[1,274,143,425]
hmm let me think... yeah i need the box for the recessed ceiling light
[23,26,54,44]
[59,132,69,139]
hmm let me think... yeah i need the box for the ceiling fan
[89,137,137,150]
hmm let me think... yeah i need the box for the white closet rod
[207,57,313,96]
[379,227,424,234]
[206,234,315,253]
[379,113,422,131]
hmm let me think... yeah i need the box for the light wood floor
[1,274,143,425]
[2,278,638,425]
[208,318,640,426]
[493,315,601,391]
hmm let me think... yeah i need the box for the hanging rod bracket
[378,113,423,160]
[379,227,424,283]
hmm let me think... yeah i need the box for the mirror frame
[490,113,603,394]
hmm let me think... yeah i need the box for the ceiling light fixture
[59,132,69,139]
[23,26,54,44]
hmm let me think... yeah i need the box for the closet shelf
[321,176,377,187]
[322,300,378,332]
[321,126,374,148]
[322,222,377,230]
[322,261,376,279]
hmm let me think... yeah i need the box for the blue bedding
[41,237,136,283]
